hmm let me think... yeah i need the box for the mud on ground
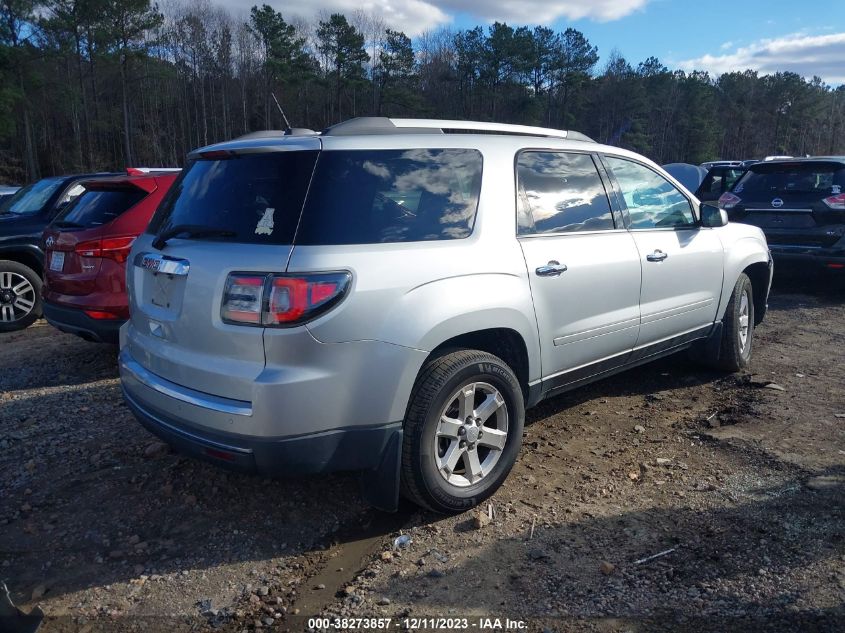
[1,276,843,632]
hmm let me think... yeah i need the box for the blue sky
[223,0,845,84]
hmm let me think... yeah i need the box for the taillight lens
[718,192,741,210]
[84,308,129,320]
[221,272,351,327]
[822,193,845,210]
[221,275,265,324]
[75,236,137,263]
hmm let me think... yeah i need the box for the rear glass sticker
[255,207,275,235]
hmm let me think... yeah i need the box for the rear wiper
[152,224,235,250]
[53,220,85,229]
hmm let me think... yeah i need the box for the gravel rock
[471,511,490,529]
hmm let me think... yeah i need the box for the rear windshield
[734,163,845,196]
[148,151,319,245]
[56,187,146,228]
[0,177,63,215]
[295,149,483,245]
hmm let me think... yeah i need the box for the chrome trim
[747,208,812,213]
[122,387,252,455]
[133,252,191,276]
[553,316,639,347]
[120,352,253,416]
[640,298,714,325]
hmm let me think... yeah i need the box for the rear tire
[716,273,754,372]
[0,260,42,333]
[400,350,524,513]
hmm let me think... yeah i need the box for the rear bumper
[119,347,403,477]
[43,300,124,343]
[768,245,845,270]
[123,384,401,477]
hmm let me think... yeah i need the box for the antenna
[271,92,291,131]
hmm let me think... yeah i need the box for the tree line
[1,0,843,183]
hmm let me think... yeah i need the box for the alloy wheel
[0,271,36,324]
[434,381,509,487]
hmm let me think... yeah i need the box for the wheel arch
[423,327,532,402]
[743,261,771,325]
[0,246,44,277]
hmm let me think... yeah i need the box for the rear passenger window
[295,149,483,245]
[605,157,695,229]
[57,188,146,228]
[516,152,614,235]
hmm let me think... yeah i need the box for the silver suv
[119,118,772,513]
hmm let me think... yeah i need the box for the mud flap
[360,428,403,512]
[689,321,723,364]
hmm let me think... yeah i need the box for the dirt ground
[1,275,844,633]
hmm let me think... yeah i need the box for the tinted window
[734,163,845,196]
[700,168,745,199]
[56,188,147,228]
[606,157,695,229]
[295,149,482,245]
[149,151,319,245]
[517,152,613,235]
[0,178,64,215]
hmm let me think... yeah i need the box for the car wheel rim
[434,381,509,488]
[738,290,750,353]
[0,272,36,323]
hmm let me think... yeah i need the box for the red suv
[42,169,179,343]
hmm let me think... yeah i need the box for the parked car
[0,186,20,202]
[0,173,119,332]
[119,117,772,513]
[42,169,180,343]
[696,162,747,202]
[719,157,845,270]
[663,163,707,194]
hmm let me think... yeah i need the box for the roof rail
[322,117,593,142]
[393,118,594,142]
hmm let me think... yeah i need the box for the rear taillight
[221,275,265,324]
[718,192,741,210]
[221,272,351,327]
[84,308,129,320]
[822,193,845,210]
[75,236,137,263]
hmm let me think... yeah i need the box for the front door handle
[535,260,568,277]
[646,250,668,262]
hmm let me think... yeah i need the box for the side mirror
[700,202,728,227]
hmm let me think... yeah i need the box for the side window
[296,149,483,245]
[605,156,695,229]
[516,151,614,235]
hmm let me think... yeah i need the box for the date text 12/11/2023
[306,617,528,630]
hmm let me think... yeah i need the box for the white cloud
[677,32,845,85]
[219,0,450,36]
[439,0,651,23]
[217,0,650,36]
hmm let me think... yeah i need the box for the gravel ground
[1,276,844,633]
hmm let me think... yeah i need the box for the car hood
[0,211,48,240]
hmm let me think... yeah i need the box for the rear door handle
[535,261,568,277]
[646,250,668,262]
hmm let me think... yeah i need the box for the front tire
[716,273,754,372]
[401,350,525,513]
[0,260,42,333]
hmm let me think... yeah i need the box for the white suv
[119,118,772,513]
